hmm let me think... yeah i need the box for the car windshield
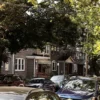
[30,79,44,83]
[63,79,95,91]
[0,93,25,100]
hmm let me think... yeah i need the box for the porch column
[57,63,59,75]
[34,59,36,77]
[64,62,65,75]
[12,54,15,74]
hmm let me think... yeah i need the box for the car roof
[50,75,64,81]
[0,86,44,95]
[31,77,45,80]
[70,76,99,81]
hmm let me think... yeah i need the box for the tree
[0,0,80,73]
[0,0,29,71]
[64,0,100,75]
[27,0,80,47]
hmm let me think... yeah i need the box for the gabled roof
[65,56,75,63]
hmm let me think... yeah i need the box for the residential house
[1,45,51,79]
[50,46,86,76]
[1,45,86,79]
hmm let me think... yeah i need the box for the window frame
[15,58,25,71]
[41,45,50,54]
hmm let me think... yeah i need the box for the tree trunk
[0,55,2,74]
[0,47,5,74]
[90,56,99,76]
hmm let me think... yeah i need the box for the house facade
[1,45,51,79]
[1,45,86,79]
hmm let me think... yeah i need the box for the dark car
[43,78,60,92]
[0,86,61,100]
[26,77,60,92]
[56,76,100,100]
[0,74,5,82]
[0,74,25,86]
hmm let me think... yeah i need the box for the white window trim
[15,58,25,71]
[52,60,57,71]
[45,45,50,54]
[5,62,9,71]
[41,45,50,54]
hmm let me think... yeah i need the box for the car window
[30,79,44,83]
[44,79,53,84]
[64,79,83,90]
[26,91,61,100]
[64,79,95,91]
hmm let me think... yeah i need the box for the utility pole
[85,29,89,76]
[85,53,88,76]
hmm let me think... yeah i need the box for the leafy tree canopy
[27,0,80,47]
[0,0,80,54]
[64,0,100,56]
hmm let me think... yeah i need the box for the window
[41,45,50,54]
[52,61,57,71]
[5,62,9,71]
[45,45,50,54]
[15,58,25,71]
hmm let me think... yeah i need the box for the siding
[26,59,34,79]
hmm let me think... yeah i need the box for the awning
[37,59,51,64]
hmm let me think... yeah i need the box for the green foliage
[28,0,100,56]
[0,0,79,67]
[64,0,100,56]
[27,0,80,48]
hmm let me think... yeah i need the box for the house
[1,45,51,79]
[50,47,86,76]
[1,45,86,79]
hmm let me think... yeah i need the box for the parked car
[26,77,45,88]
[26,77,60,92]
[43,78,60,92]
[0,74,25,86]
[0,74,5,82]
[56,76,100,100]
[0,86,61,100]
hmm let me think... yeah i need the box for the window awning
[38,59,51,64]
